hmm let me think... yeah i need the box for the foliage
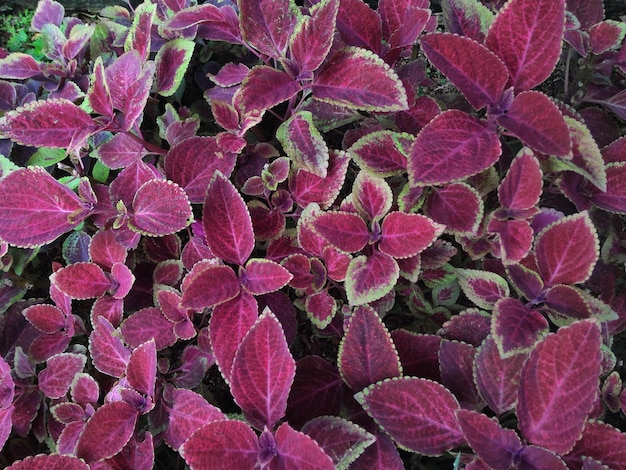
[0,0,625,467]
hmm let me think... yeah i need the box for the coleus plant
[0,0,625,467]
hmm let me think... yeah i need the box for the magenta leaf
[339,305,402,391]
[485,0,565,92]
[89,229,127,270]
[312,211,370,253]
[420,33,508,110]
[161,3,241,44]
[346,250,399,306]
[589,20,626,54]
[355,377,464,455]
[272,422,335,469]
[496,91,571,156]
[348,130,411,177]
[0,167,93,247]
[240,259,293,296]
[498,147,543,214]
[51,262,112,299]
[121,307,177,350]
[289,150,350,209]
[210,292,258,383]
[86,57,113,118]
[441,0,494,42]
[75,401,138,463]
[110,161,161,209]
[456,409,522,470]
[379,0,430,51]
[493,297,549,357]
[276,111,329,178]
[239,0,298,58]
[352,171,392,222]
[203,171,255,265]
[129,179,193,237]
[312,47,408,112]
[301,416,375,469]
[125,2,156,62]
[424,183,483,235]
[165,388,226,450]
[89,317,130,378]
[0,53,42,80]
[22,304,67,333]
[181,263,240,309]
[125,340,156,398]
[408,110,501,186]
[70,373,99,407]
[304,290,336,329]
[38,353,86,399]
[289,0,339,74]
[518,320,601,454]
[590,162,626,214]
[535,211,599,287]
[379,212,444,259]
[165,136,237,203]
[285,356,342,427]
[230,308,296,430]
[350,432,404,470]
[474,336,526,414]
[6,455,89,470]
[455,269,510,310]
[335,0,382,53]
[234,66,301,116]
[179,419,259,469]
[564,421,626,469]
[155,39,195,97]
[31,0,64,31]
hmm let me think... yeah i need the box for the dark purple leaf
[276,111,329,178]
[408,110,501,186]
[121,307,177,350]
[339,305,402,391]
[348,130,411,177]
[485,0,565,92]
[38,353,86,399]
[564,421,626,470]
[51,262,112,299]
[312,211,369,253]
[285,356,343,428]
[234,66,301,116]
[203,171,254,265]
[94,133,147,170]
[535,211,598,287]
[336,0,382,53]
[350,432,404,470]
[272,422,335,469]
[240,259,292,295]
[420,33,508,110]
[210,292,258,383]
[76,401,138,462]
[518,320,601,454]
[125,340,156,398]
[496,91,571,156]
[380,212,444,259]
[440,340,483,409]
[566,0,603,29]
[248,201,285,242]
[542,284,593,320]
[0,167,93,247]
[6,455,89,470]
[518,445,568,469]
[590,162,626,214]
[455,269,509,310]
[345,250,399,306]
[493,297,548,357]
[89,317,130,378]
[440,309,491,346]
[180,419,259,469]
[230,309,296,430]
[155,39,195,97]
[355,377,464,455]
[239,0,298,58]
[312,47,408,112]
[424,183,483,235]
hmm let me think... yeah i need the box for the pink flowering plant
[0,0,625,467]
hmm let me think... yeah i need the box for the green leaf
[92,160,110,183]
[26,147,67,167]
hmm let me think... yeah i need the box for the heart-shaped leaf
[348,130,411,177]
[517,320,601,454]
[230,308,296,430]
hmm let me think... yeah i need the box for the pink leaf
[110,262,135,299]
[289,150,350,209]
[485,0,565,92]
[492,297,548,357]
[304,290,336,329]
[355,377,464,455]
[312,47,408,112]
[31,0,64,31]
[474,336,526,415]
[181,263,240,309]
[165,136,237,203]
[51,262,112,299]
[498,147,543,214]
[589,20,626,54]
[161,4,241,44]
[38,353,86,399]
[210,292,258,383]
[94,133,147,170]
[22,304,67,333]
[230,309,296,430]
[125,3,155,61]
[109,161,161,209]
[424,183,483,235]
[339,305,402,391]
[89,317,130,378]
[276,111,329,178]
[534,211,598,286]
[455,269,510,310]
[155,39,195,97]
[180,419,259,469]
[70,373,100,407]
[239,0,298,58]
[129,179,193,237]
[590,162,626,214]
[312,211,369,253]
[0,167,93,247]
[496,91,571,156]
[408,110,501,186]
[203,171,254,265]
[272,422,335,469]
[348,130,411,177]
[456,409,521,470]
[86,57,113,118]
[352,171,392,221]
[234,66,301,116]
[6,455,89,470]
[380,212,443,259]
[165,388,226,450]
[289,0,339,74]
[380,0,430,50]
[126,340,156,398]
[121,307,177,350]
[0,53,42,79]
[89,229,127,270]
[420,33,508,110]
[76,401,138,462]
[241,259,292,296]
[518,320,602,454]
[345,250,399,306]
